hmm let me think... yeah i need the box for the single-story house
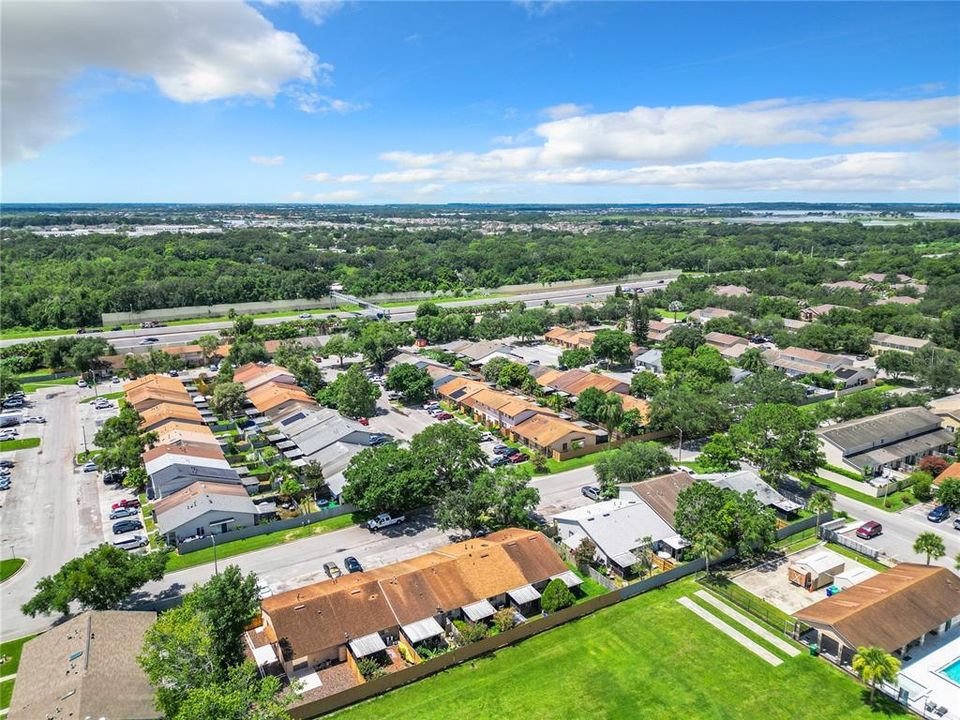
[773,346,850,373]
[793,564,960,666]
[704,331,750,360]
[788,551,845,591]
[817,406,953,476]
[255,529,573,677]
[7,610,160,720]
[634,348,663,374]
[437,376,488,405]
[554,498,679,575]
[928,393,960,434]
[800,304,853,322]
[687,307,736,325]
[123,373,186,395]
[150,463,242,499]
[248,382,318,418]
[234,363,298,392]
[155,480,268,544]
[647,320,672,343]
[871,332,932,354]
[833,365,877,389]
[618,471,696,526]
[697,469,803,516]
[439,339,517,365]
[461,388,551,430]
[535,368,629,397]
[783,318,811,331]
[822,280,868,292]
[144,450,232,477]
[510,413,599,457]
[544,326,596,350]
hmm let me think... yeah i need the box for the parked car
[109,507,138,520]
[489,455,509,467]
[111,376,121,384]
[110,325,122,332]
[113,534,148,550]
[366,513,405,530]
[77,379,88,388]
[76,327,87,334]
[112,498,140,510]
[256,580,273,599]
[427,408,444,417]
[927,505,951,523]
[167,369,179,377]
[954,517,960,531]
[855,354,869,361]
[344,556,363,573]
[298,313,312,319]
[369,435,390,446]
[323,561,342,579]
[435,412,453,421]
[856,520,883,539]
[112,519,143,534]
[493,444,511,455]
[0,480,11,491]
[209,363,219,372]
[81,462,98,472]
[0,460,14,468]
[581,486,602,502]
[25,416,46,423]
[358,417,369,426]
[422,402,439,410]
[508,452,528,464]
[479,432,494,442]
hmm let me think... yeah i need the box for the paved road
[0,388,81,640]
[832,493,960,568]
[1,278,675,352]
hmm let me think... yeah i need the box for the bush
[492,608,519,633]
[541,578,575,613]
[356,657,386,680]
[454,619,490,643]
[918,456,948,478]
[909,471,934,502]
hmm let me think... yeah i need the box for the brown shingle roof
[138,402,204,430]
[621,471,695,526]
[247,382,316,413]
[793,564,960,652]
[141,441,225,465]
[123,374,184,394]
[538,368,626,396]
[154,422,219,445]
[126,386,194,411]
[512,413,591,448]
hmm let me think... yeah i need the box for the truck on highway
[139,320,166,329]
[365,513,405,531]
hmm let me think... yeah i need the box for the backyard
[330,578,899,720]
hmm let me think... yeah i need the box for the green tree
[22,544,169,616]
[385,363,434,404]
[410,421,487,493]
[699,433,739,472]
[692,530,724,577]
[913,531,946,565]
[322,334,353,367]
[559,347,593,369]
[648,384,731,441]
[571,537,597,570]
[335,364,380,419]
[683,345,732,388]
[170,663,292,720]
[189,566,261,669]
[229,338,269,366]
[594,441,673,497]
[852,646,901,704]
[937,477,960,509]
[912,346,960,395]
[356,321,407,370]
[808,490,834,537]
[341,445,433,513]
[630,371,662,399]
[197,334,221,364]
[300,461,329,500]
[435,466,539,535]
[497,361,531,388]
[232,314,255,336]
[675,483,727,547]
[664,324,703,352]
[599,392,625,435]
[909,471,934,502]
[729,403,824,487]
[574,386,608,423]
[738,347,766,373]
[875,350,913,380]
[210,381,247,419]
[591,328,633,365]
[540,578,575,613]
[631,296,649,345]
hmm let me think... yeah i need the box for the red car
[856,520,882,539]
[358,417,369,426]
[435,412,453,421]
[112,498,141,511]
[508,452,528,464]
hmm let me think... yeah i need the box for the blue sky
[2,1,958,203]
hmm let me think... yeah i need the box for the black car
[344,556,363,573]
[112,519,143,534]
[489,455,509,467]
[369,435,390,446]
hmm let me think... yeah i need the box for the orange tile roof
[152,422,218,446]
[935,461,960,484]
[619,394,650,420]
[138,403,204,430]
[123,374,184,394]
[512,413,592,448]
[437,377,486,400]
[126,386,194,411]
[247,382,316,414]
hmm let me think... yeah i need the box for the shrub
[541,578,575,613]
[909,471,934,502]
[531,452,549,473]
[492,607,519,633]
[356,657,386,680]
[918,456,948,478]
[453,619,490,643]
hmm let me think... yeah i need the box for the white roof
[348,632,387,658]
[144,453,230,476]
[462,599,496,622]
[401,617,445,644]
[791,551,844,575]
[554,498,675,565]
[833,566,878,588]
[252,643,278,667]
[549,570,583,588]
[507,584,541,605]
[698,470,802,513]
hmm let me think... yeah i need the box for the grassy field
[20,376,79,393]
[0,558,25,583]
[165,512,361,572]
[0,438,40,453]
[0,634,36,677]
[541,448,618,474]
[331,579,893,720]
[654,307,690,320]
[79,391,125,403]
[801,473,911,512]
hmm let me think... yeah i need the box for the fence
[821,527,883,560]
[176,503,357,554]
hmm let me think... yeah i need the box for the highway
[0,278,676,352]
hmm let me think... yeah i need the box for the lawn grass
[21,376,80,392]
[79,391,125,403]
[801,473,910,512]
[0,558,25,583]
[654,307,689,320]
[165,512,362,572]
[331,578,891,720]
[0,634,36,677]
[799,384,899,415]
[825,542,889,572]
[0,438,40,453]
[540,448,618,474]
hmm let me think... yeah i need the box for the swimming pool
[940,657,960,685]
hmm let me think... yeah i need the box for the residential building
[822,280,868,292]
[138,402,205,432]
[769,346,872,385]
[929,393,960,433]
[255,529,574,678]
[150,463,242,499]
[142,440,225,467]
[816,406,953,476]
[697,469,802,516]
[874,295,922,306]
[155,481,269,544]
[510,413,599,457]
[870,332,932,354]
[712,284,751,297]
[687,307,735,325]
[544,326,596,350]
[647,319,672,343]
[153,421,221,447]
[461,388,551,430]
[144,450,232,477]
[7,610,160,720]
[234,363,298,391]
[800,304,852,321]
[439,339,517,365]
[793,564,960,666]
[633,348,663,374]
[934,461,960,485]
[553,498,680,575]
[619,471,696,526]
[783,318,811,331]
[126,385,195,413]
[832,365,877,389]
[248,382,317,418]
[123,373,185,395]
[704,331,750,360]
[437,376,488,405]
[533,367,629,397]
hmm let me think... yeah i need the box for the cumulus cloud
[251,155,285,166]
[313,189,362,202]
[1,1,320,164]
[297,0,345,25]
[304,172,331,182]
[540,103,590,120]
[337,174,369,183]
[293,90,367,114]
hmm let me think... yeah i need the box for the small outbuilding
[788,551,845,591]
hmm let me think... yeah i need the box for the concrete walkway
[677,596,783,667]
[694,590,800,657]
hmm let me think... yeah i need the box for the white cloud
[250,155,285,166]
[540,103,590,120]
[293,90,367,114]
[413,184,445,195]
[337,174,368,183]
[304,172,331,182]
[313,189,362,202]
[297,0,345,25]
[1,1,321,164]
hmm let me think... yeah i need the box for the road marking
[677,596,783,666]
[694,590,799,656]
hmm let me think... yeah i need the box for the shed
[788,552,845,591]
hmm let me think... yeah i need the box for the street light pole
[674,425,683,465]
[211,533,219,576]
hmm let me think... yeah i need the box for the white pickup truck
[365,513,406,531]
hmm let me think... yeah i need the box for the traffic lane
[832,494,960,568]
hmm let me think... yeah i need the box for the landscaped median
[0,558,25,583]
[79,390,125,403]
[165,512,362,573]
[0,438,40,453]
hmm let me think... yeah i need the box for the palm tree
[852,646,900,703]
[197,334,220,364]
[913,531,946,565]
[808,490,834,539]
[668,300,684,324]
[599,393,624,437]
[739,347,766,373]
[692,530,724,577]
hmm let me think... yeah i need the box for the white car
[298,313,312,319]
[256,580,274,599]
[111,376,121,384]
[81,462,98,472]
[77,379,88,388]
[25,416,45,423]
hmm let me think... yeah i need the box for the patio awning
[348,632,387,658]
[291,458,307,468]
[507,584,541,605]
[277,440,297,450]
[661,535,690,551]
[610,551,639,568]
[282,448,304,459]
[549,570,583,588]
[401,617,444,644]
[461,599,496,622]
[266,433,286,443]
[252,643,278,668]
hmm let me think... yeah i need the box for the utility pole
[212,533,219,575]
[674,425,683,464]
